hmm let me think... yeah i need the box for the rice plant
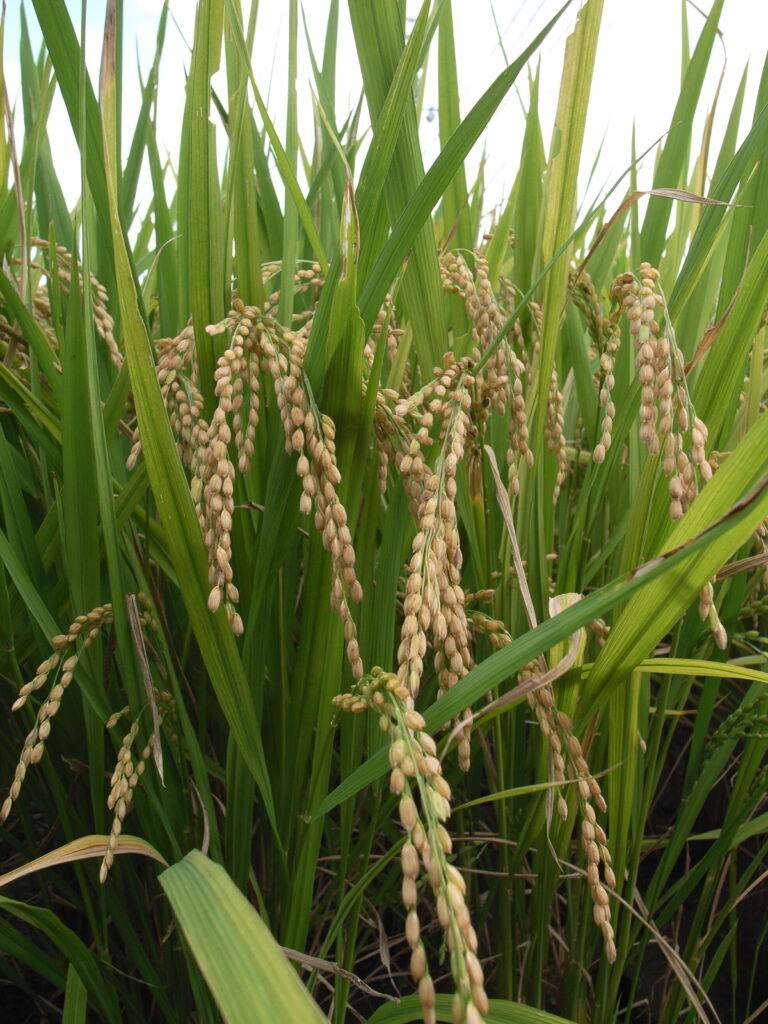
[1,1,768,1021]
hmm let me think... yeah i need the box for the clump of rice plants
[1,1,768,1022]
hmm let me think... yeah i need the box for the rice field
[1,1,768,1022]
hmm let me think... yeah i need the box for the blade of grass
[98,9,279,839]
[315,467,768,818]
[357,2,573,332]
[62,964,87,1024]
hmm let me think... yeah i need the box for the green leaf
[119,2,168,226]
[509,68,545,295]
[177,0,225,409]
[583,411,768,719]
[0,897,120,1023]
[224,0,328,273]
[314,475,767,818]
[303,0,436,376]
[98,25,279,838]
[62,965,87,1024]
[278,0,299,326]
[29,0,112,244]
[524,0,603,604]
[437,0,472,250]
[160,851,325,1024]
[357,2,571,333]
[349,0,445,368]
[640,0,725,263]
[355,0,434,236]
[0,525,110,720]
[693,227,768,444]
[628,657,768,685]
[0,359,61,444]
[223,0,265,308]
[667,100,768,321]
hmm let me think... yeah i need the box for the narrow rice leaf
[59,234,107,813]
[0,272,61,401]
[29,0,112,250]
[224,0,328,272]
[349,0,445,368]
[0,835,167,889]
[693,228,768,443]
[314,475,768,818]
[357,2,572,332]
[509,68,545,296]
[437,0,472,250]
[278,0,299,326]
[627,658,768,684]
[533,0,603,454]
[0,422,48,589]
[0,916,66,989]
[98,16,279,837]
[301,0,435,375]
[0,360,60,443]
[16,10,72,251]
[177,0,224,408]
[223,0,265,308]
[668,102,768,320]
[62,965,87,1024]
[119,2,168,226]
[583,412,768,717]
[145,118,179,335]
[355,0,434,237]
[0,897,120,1023]
[639,0,725,262]
[0,527,59,642]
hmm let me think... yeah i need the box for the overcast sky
[3,1,766,225]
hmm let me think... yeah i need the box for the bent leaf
[0,835,167,890]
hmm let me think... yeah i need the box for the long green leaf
[314,469,768,818]
[29,0,112,243]
[357,2,571,331]
[62,965,87,1024]
[178,0,224,408]
[160,851,325,1024]
[0,897,119,1022]
[224,0,328,273]
[583,411,768,717]
[349,0,445,368]
[640,0,725,262]
[98,20,278,837]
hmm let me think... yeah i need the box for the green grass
[1,1,768,1022]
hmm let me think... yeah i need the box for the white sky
[3,1,766,228]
